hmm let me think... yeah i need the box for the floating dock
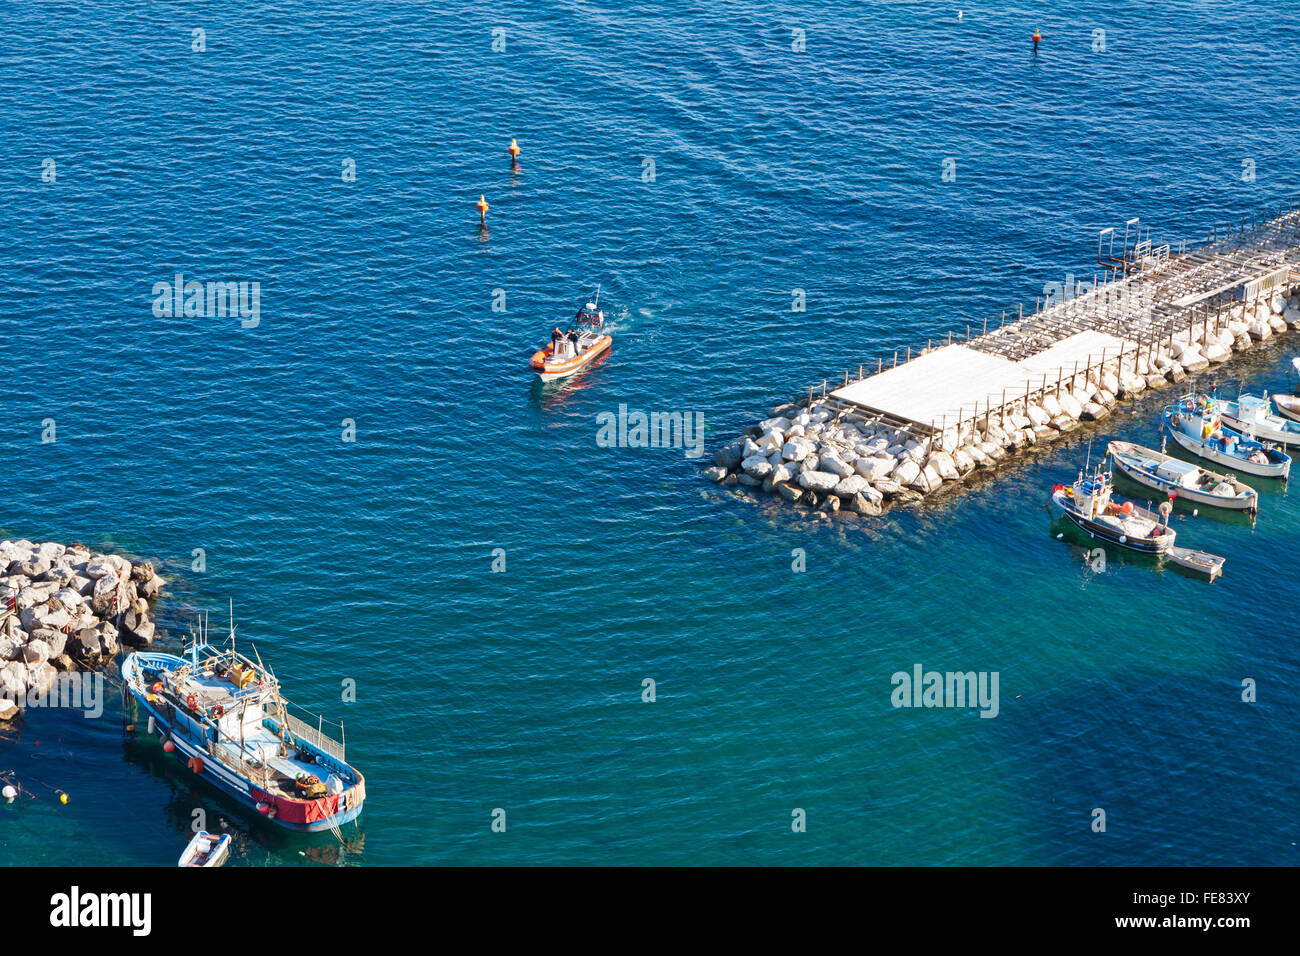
[708,201,1300,513]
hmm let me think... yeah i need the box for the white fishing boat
[1161,397,1290,479]
[1216,393,1300,447]
[1108,441,1258,512]
[1049,465,1176,554]
[178,830,231,867]
[1271,393,1300,424]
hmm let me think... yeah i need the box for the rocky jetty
[707,292,1300,515]
[0,539,165,722]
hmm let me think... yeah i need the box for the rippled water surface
[1,0,1298,865]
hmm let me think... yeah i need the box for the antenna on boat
[593,282,601,310]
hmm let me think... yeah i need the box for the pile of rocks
[706,291,1300,515]
[0,539,165,722]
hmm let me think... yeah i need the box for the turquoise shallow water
[1,0,1298,865]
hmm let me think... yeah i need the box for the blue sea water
[1,0,1298,865]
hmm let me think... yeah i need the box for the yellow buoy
[476,194,489,224]
[508,138,520,159]
[59,791,68,805]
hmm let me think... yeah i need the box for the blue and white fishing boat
[1216,393,1300,447]
[123,614,365,834]
[1162,395,1291,479]
[1109,440,1257,512]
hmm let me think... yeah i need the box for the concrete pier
[708,202,1300,513]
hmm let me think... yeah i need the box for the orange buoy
[508,138,520,160]
[163,738,175,753]
[1032,28,1043,50]
[476,194,489,224]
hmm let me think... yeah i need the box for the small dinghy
[1216,393,1300,447]
[1108,440,1258,512]
[1165,546,1225,582]
[1162,396,1290,479]
[1271,393,1300,424]
[178,831,231,867]
[529,287,612,381]
[1049,465,1176,554]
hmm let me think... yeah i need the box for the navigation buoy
[476,194,489,225]
[1032,28,1043,51]
[508,138,520,160]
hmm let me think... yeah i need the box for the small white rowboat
[178,830,232,867]
[1165,546,1225,582]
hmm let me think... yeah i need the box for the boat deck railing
[280,707,346,763]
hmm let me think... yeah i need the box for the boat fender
[188,757,205,774]
[148,715,155,735]
[186,694,198,711]
[257,802,270,815]
[163,738,175,753]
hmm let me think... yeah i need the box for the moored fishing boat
[178,830,231,867]
[1108,440,1258,512]
[1216,393,1300,447]
[1049,464,1176,554]
[1271,393,1300,424]
[528,288,612,381]
[1161,396,1290,479]
[123,615,365,834]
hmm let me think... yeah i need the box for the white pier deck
[832,330,1137,432]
